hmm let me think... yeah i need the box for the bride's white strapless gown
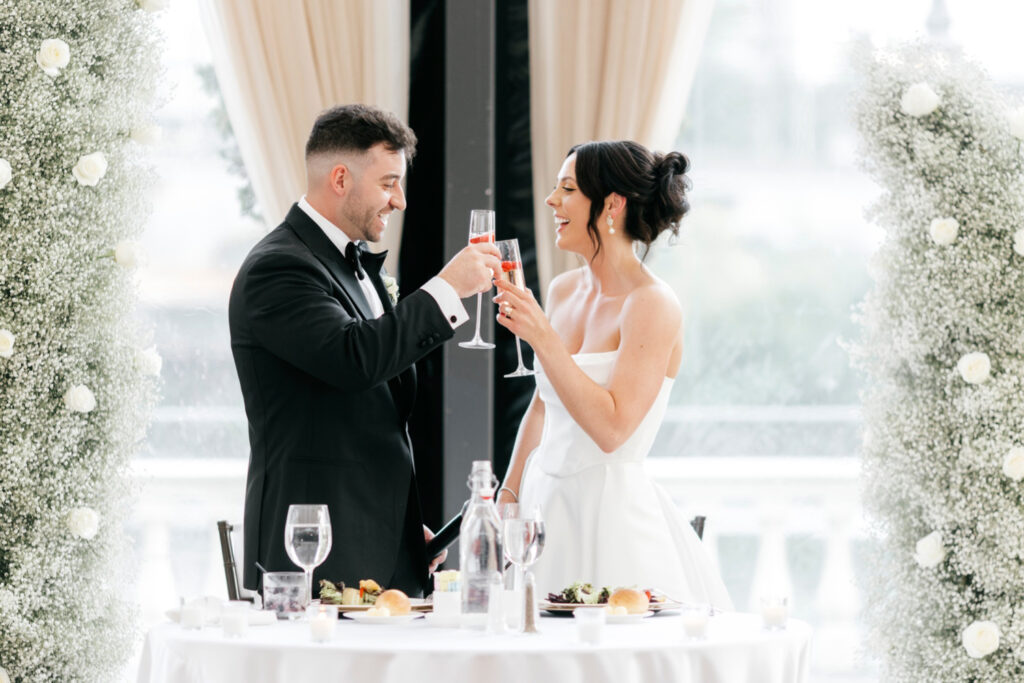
[518,350,733,610]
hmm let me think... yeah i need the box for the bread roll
[607,588,649,615]
[375,589,411,615]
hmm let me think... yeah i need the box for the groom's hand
[439,243,501,298]
[424,525,448,573]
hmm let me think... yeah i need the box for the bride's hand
[493,279,553,347]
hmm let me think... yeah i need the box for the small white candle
[760,597,789,630]
[310,614,335,642]
[180,604,203,630]
[307,604,338,643]
[681,610,709,639]
[573,608,605,645]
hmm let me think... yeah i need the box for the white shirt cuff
[421,276,470,329]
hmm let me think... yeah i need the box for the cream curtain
[199,0,410,269]
[528,0,715,294]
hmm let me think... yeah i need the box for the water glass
[263,571,306,620]
[284,504,332,607]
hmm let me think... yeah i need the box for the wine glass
[459,209,496,350]
[495,238,535,377]
[499,502,520,589]
[284,504,332,608]
[503,507,546,633]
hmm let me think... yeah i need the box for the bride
[494,140,732,610]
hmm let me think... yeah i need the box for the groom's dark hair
[306,104,417,162]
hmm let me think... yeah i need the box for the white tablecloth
[138,612,811,683]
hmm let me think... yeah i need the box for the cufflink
[450,315,457,323]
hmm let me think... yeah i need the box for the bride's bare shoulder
[545,268,586,308]
[622,277,681,326]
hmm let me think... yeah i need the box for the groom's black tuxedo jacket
[228,204,455,596]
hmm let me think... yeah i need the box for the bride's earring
[607,215,615,235]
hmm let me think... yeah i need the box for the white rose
[0,665,9,683]
[66,507,100,540]
[1013,229,1024,257]
[136,346,162,377]
[957,352,991,385]
[138,0,170,11]
[36,38,70,77]
[962,620,1000,659]
[114,241,146,269]
[72,152,108,186]
[929,217,959,246]
[1002,447,1024,481]
[913,530,946,568]
[130,124,162,145]
[64,384,96,413]
[0,158,11,190]
[382,273,399,305]
[0,330,13,359]
[1009,108,1024,141]
[900,82,940,117]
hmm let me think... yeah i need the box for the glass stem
[515,336,526,369]
[474,293,483,338]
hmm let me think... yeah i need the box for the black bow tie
[345,241,367,280]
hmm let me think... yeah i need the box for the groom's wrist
[421,277,469,329]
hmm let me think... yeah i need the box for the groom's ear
[328,163,351,196]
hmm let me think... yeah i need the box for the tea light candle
[760,596,789,630]
[221,602,250,638]
[681,606,710,639]
[308,604,337,643]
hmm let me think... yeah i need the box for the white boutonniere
[382,273,399,305]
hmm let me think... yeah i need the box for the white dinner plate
[344,612,424,624]
[328,598,432,613]
[605,611,655,624]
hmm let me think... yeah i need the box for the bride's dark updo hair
[568,140,691,256]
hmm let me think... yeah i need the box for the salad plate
[344,612,424,624]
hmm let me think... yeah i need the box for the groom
[229,104,500,597]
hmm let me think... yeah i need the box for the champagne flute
[496,238,536,377]
[284,504,332,608]
[459,209,496,349]
[503,507,546,634]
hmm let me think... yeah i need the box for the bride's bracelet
[498,486,518,502]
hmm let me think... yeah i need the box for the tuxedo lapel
[285,205,414,416]
[364,251,393,314]
[284,205,374,320]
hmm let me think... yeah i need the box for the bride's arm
[495,280,680,453]
[497,389,545,505]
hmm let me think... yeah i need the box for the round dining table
[137,610,812,683]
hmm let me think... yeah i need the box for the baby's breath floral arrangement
[0,1,163,680]
[852,43,1024,682]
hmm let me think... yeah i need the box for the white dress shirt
[297,197,468,328]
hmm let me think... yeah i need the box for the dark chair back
[217,520,244,601]
[690,515,706,540]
